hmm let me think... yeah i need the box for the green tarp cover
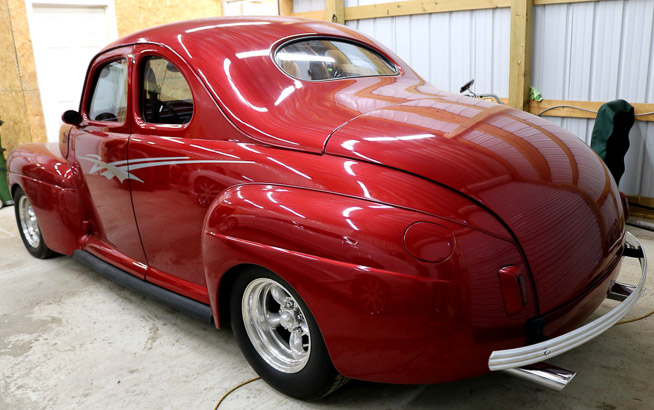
[590,99,635,185]
[0,119,11,205]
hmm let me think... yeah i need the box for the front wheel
[14,187,53,259]
[230,267,347,400]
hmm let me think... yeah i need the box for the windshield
[275,39,398,81]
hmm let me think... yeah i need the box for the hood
[326,96,625,314]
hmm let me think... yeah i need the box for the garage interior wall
[114,0,222,37]
[294,0,654,200]
[0,0,46,154]
[0,0,223,153]
[531,1,654,199]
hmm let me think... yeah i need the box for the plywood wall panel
[0,91,32,153]
[0,3,21,92]
[0,0,46,152]
[115,0,222,37]
[8,0,38,91]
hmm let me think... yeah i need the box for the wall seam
[643,3,654,104]
[615,1,626,99]
[5,0,35,143]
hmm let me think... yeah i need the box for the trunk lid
[326,96,625,314]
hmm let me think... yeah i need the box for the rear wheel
[230,266,347,400]
[14,187,53,259]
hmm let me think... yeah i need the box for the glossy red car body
[7,17,627,385]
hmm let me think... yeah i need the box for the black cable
[628,202,654,211]
[626,221,654,233]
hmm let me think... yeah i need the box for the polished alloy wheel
[241,278,311,373]
[18,195,40,248]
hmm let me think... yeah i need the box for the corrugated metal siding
[532,1,654,196]
[342,2,511,98]
[293,0,325,13]
[292,0,653,196]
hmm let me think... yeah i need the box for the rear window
[275,39,398,81]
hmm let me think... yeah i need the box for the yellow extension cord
[616,309,654,325]
[214,377,261,410]
[213,296,653,407]
[212,105,654,408]
[213,312,654,407]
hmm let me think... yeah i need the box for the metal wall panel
[293,0,324,13]
[344,3,511,97]
[293,0,654,196]
[532,1,654,196]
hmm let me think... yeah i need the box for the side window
[141,57,194,125]
[88,59,128,122]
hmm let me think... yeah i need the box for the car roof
[101,17,420,152]
[109,17,358,50]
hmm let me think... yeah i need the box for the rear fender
[202,184,537,383]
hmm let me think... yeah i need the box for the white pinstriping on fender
[80,154,254,183]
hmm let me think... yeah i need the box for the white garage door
[30,4,117,142]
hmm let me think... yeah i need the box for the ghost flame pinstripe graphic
[80,154,254,183]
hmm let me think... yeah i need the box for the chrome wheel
[241,278,311,373]
[18,195,40,248]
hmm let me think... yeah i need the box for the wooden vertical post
[279,0,293,16]
[508,0,533,111]
[325,0,344,24]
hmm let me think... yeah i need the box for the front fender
[7,143,84,255]
[7,143,76,188]
[202,184,536,384]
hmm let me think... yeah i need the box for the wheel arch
[10,182,21,199]
[201,183,537,383]
[7,177,84,256]
[215,262,260,328]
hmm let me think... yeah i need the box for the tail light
[619,192,629,220]
[498,265,528,315]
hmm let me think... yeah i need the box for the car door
[68,46,149,278]
[128,44,250,301]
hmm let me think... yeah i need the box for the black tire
[14,187,53,259]
[230,266,348,400]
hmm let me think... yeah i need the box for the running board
[73,250,213,323]
[503,363,576,391]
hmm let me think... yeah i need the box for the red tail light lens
[498,265,528,315]
[619,192,629,220]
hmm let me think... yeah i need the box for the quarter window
[141,57,194,124]
[88,59,128,122]
[275,39,398,81]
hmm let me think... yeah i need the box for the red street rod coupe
[7,17,647,400]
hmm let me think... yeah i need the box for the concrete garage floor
[1,205,653,409]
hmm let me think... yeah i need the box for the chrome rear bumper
[489,232,647,387]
